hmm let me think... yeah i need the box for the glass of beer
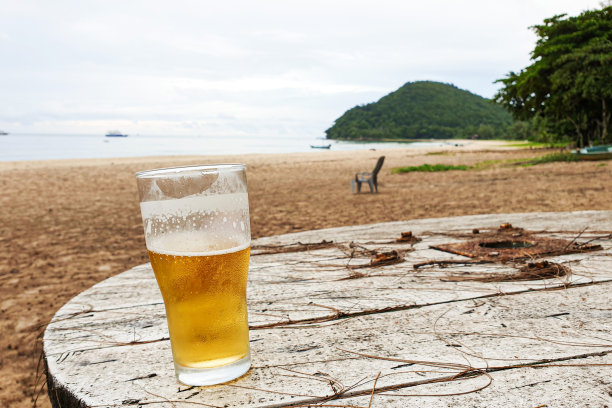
[136,164,251,386]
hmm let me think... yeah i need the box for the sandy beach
[1,142,611,407]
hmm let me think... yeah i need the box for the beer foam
[140,192,249,220]
[147,231,249,256]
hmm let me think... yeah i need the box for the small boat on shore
[105,130,128,137]
[574,144,612,160]
[310,144,331,149]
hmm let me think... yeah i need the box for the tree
[494,6,612,147]
[476,124,496,139]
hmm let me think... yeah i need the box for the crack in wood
[413,259,493,269]
[261,349,612,407]
[251,279,612,330]
[545,312,570,318]
[126,373,157,382]
[511,379,552,389]
[46,337,171,357]
[48,280,612,357]
[53,301,164,321]
[251,240,340,255]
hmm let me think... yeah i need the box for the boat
[310,144,331,149]
[574,144,612,160]
[105,130,128,137]
[0,130,8,136]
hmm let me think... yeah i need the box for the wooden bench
[44,211,612,407]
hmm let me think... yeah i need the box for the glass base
[174,353,251,386]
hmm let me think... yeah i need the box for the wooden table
[44,211,612,407]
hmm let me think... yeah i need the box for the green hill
[325,81,514,140]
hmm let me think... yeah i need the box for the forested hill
[325,81,514,140]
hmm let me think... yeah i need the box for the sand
[1,142,611,407]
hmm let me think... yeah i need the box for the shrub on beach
[392,152,582,173]
[392,164,469,173]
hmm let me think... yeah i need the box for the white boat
[574,144,612,161]
[105,130,128,137]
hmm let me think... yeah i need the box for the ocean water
[0,133,451,162]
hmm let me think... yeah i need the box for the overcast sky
[0,0,605,138]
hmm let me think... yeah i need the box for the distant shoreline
[0,140,519,168]
[0,133,519,163]
[330,137,474,143]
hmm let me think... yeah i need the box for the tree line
[325,81,514,141]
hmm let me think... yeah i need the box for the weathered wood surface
[44,211,612,407]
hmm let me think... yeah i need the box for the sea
[0,133,453,162]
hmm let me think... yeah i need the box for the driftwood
[43,211,612,407]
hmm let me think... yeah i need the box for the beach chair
[351,156,385,193]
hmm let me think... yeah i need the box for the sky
[0,0,605,138]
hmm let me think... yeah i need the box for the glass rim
[136,163,246,179]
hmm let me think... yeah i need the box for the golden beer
[148,244,250,370]
[137,163,251,385]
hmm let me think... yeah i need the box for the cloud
[0,0,605,136]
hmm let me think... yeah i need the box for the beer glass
[136,164,251,386]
